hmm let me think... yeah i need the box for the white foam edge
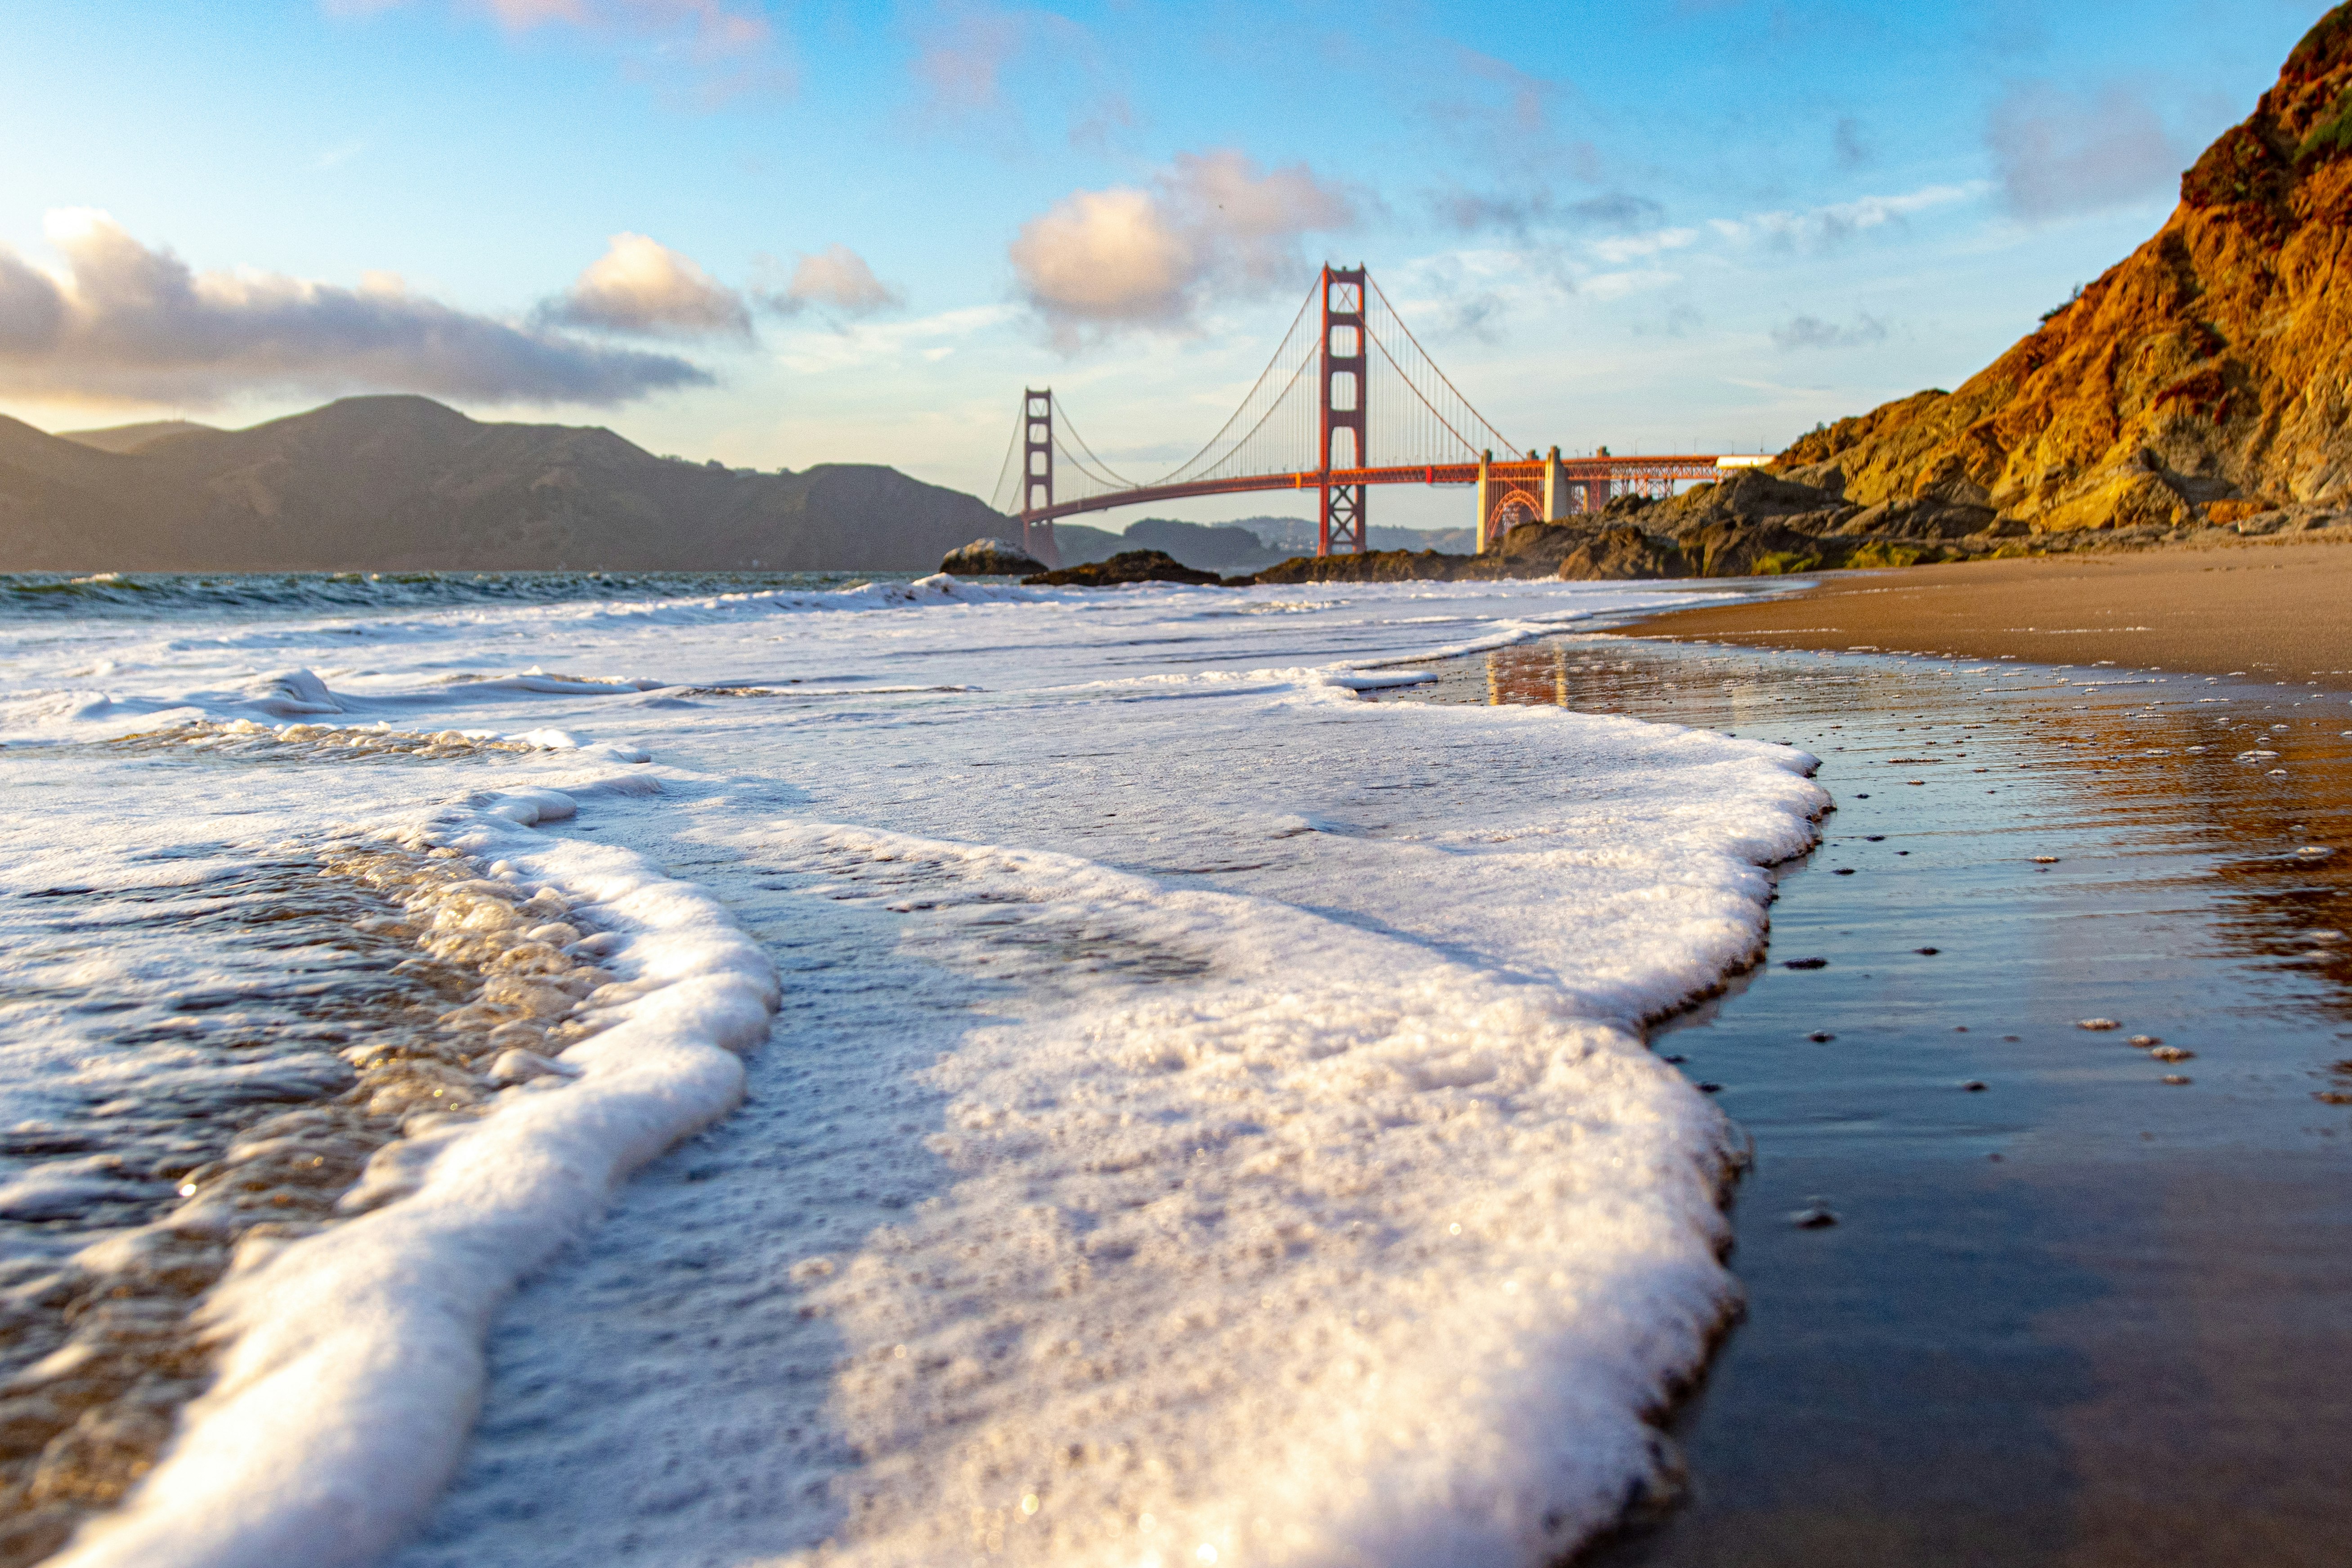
[730,815,1772,1566]
[50,782,780,1568]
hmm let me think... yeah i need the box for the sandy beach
[1614,536,2352,690]
[1386,636,2352,1566]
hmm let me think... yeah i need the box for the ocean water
[0,571,1826,1568]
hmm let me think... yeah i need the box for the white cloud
[1008,149,1357,346]
[763,244,904,318]
[0,210,708,407]
[1989,81,2184,221]
[772,303,1012,374]
[1710,182,1987,250]
[1588,227,1698,265]
[543,233,751,339]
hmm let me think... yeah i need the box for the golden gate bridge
[991,265,1756,564]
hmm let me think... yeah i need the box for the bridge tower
[1318,264,1367,556]
[1021,387,1055,562]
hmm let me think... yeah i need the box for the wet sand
[1384,639,2352,1566]
[1613,536,2352,690]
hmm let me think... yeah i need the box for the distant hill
[0,395,1010,572]
[57,420,219,455]
[1779,4,2352,535]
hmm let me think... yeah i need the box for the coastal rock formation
[1021,549,1225,587]
[939,537,1044,575]
[1775,4,2352,535]
[0,395,1011,572]
[1247,548,1476,584]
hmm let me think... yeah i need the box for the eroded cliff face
[1780,4,2352,533]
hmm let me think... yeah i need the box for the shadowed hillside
[0,395,1009,572]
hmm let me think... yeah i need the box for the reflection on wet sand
[1385,637,2352,1568]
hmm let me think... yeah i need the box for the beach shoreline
[1608,534,2352,691]
[1384,635,2352,1567]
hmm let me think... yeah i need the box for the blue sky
[0,0,2330,528]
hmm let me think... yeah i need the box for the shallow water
[1385,638,2352,1566]
[0,571,914,623]
[7,571,1836,1568]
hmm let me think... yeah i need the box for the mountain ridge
[0,394,1010,572]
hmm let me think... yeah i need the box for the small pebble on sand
[1962,1080,1988,1092]
[2161,1074,2193,1086]
[1809,1030,1835,1042]
[1661,1054,1686,1064]
[2078,1018,2121,1030]
[1790,1206,1839,1229]
[1915,946,1940,955]
[2150,1046,2195,1062]
[1834,868,1857,875]
[1698,1082,1724,1094]
[1784,957,1829,970]
[2033,856,2061,864]
[2129,1035,2163,1048]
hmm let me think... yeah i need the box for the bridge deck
[1017,457,1738,525]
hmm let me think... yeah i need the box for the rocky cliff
[0,395,1009,572]
[1776,3,2352,538]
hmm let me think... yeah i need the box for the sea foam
[49,792,779,1568]
[2,569,1814,1568]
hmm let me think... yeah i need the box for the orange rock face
[1780,5,2352,532]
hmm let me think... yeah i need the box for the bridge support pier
[1317,264,1368,556]
[1322,482,1366,558]
[1542,447,1566,521]
[1474,451,1492,553]
[1021,388,1059,565]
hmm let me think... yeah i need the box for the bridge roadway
[1016,454,1748,528]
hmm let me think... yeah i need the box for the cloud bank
[1009,149,1357,346]
[543,232,753,338]
[0,211,709,407]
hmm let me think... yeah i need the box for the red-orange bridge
[994,266,1759,564]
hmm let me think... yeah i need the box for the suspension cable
[1190,350,1318,481]
[1158,277,1320,485]
[1052,403,1138,490]
[1367,273,1518,454]
[1364,330,1482,460]
[990,402,1026,514]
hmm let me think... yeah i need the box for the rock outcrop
[1021,549,1227,587]
[1774,4,2352,537]
[1247,549,1476,585]
[940,537,1044,575]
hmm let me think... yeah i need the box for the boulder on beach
[1021,549,1225,587]
[940,537,1045,576]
